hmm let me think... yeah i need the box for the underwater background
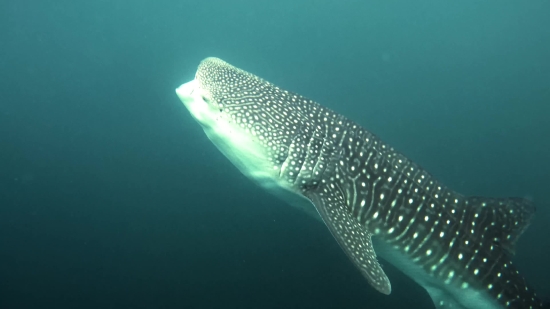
[1,0,549,308]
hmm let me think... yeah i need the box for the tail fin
[465,196,535,255]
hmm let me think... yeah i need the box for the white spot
[447,270,455,279]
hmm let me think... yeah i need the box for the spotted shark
[176,57,547,309]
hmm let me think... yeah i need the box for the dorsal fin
[465,196,535,255]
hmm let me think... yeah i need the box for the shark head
[176,57,308,191]
[176,58,248,128]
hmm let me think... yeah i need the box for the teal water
[1,0,549,308]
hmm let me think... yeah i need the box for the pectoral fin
[306,185,391,295]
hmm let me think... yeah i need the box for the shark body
[176,57,546,309]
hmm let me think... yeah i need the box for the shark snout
[176,80,197,99]
[176,79,218,124]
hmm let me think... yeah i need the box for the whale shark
[176,57,547,309]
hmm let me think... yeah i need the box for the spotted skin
[176,57,545,309]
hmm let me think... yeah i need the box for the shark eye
[201,95,222,112]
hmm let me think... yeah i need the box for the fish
[175,57,547,309]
